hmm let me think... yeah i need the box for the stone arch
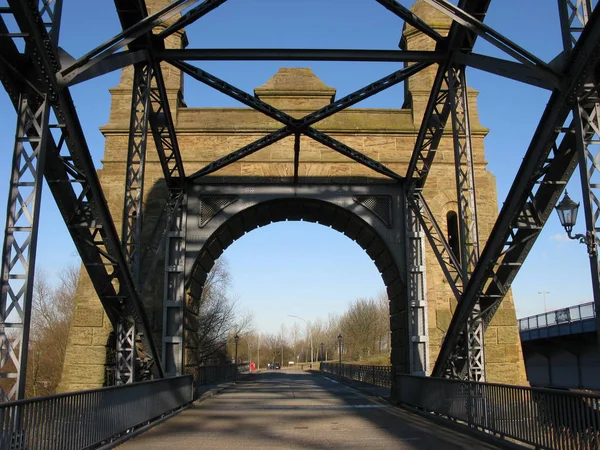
[182,186,411,376]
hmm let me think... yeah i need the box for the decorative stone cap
[254,68,336,112]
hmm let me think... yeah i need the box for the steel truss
[432,0,600,376]
[0,0,165,398]
[2,0,600,397]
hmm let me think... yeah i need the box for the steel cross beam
[405,0,491,187]
[4,0,164,380]
[433,2,600,377]
[172,61,429,181]
[559,0,600,345]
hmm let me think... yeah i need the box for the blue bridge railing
[519,302,597,341]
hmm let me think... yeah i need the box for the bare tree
[193,258,254,365]
[26,266,78,397]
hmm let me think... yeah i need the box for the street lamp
[288,315,313,367]
[555,191,597,256]
[337,334,343,378]
[538,291,549,313]
[234,334,239,379]
[320,342,324,362]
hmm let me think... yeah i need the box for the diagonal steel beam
[159,0,229,38]
[190,127,293,179]
[304,128,403,181]
[407,192,464,300]
[375,0,444,42]
[432,2,600,377]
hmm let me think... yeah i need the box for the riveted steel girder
[559,0,600,346]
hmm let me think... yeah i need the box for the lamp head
[555,191,580,233]
[337,334,342,343]
[234,334,239,344]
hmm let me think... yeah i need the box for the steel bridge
[1,0,600,442]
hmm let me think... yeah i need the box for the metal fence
[519,302,596,331]
[0,375,192,450]
[197,363,249,387]
[320,363,392,388]
[396,374,600,450]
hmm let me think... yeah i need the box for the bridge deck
[120,371,499,449]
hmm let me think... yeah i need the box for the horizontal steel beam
[158,48,445,62]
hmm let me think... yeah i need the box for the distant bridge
[519,302,600,390]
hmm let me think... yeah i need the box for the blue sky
[0,0,595,336]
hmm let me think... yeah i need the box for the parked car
[274,363,281,369]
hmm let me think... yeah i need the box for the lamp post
[288,315,313,367]
[234,334,239,380]
[337,334,343,378]
[320,342,324,362]
[538,291,549,313]
[555,190,600,346]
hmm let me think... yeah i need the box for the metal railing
[197,363,249,387]
[396,374,600,450]
[320,363,392,388]
[0,375,192,450]
[519,302,596,331]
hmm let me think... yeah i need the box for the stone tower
[59,0,526,391]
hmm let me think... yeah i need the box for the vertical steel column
[117,63,153,384]
[162,192,186,376]
[0,96,50,401]
[558,0,600,345]
[447,65,485,381]
[122,63,153,285]
[405,194,430,376]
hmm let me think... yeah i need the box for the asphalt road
[119,370,500,449]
